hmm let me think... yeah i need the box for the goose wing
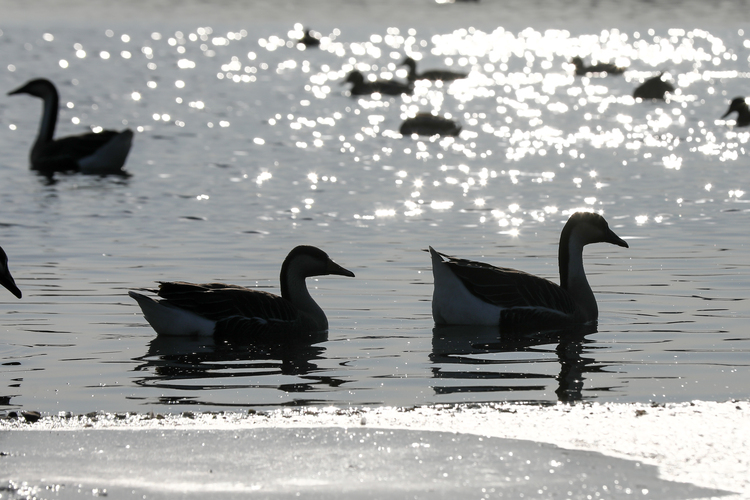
[419,69,467,81]
[156,281,300,327]
[45,130,125,161]
[441,254,577,314]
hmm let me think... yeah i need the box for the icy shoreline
[2,400,748,498]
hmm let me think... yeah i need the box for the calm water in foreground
[0,0,748,414]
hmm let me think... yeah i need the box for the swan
[721,97,750,127]
[400,113,461,137]
[400,56,468,82]
[8,78,133,174]
[129,245,354,338]
[343,70,413,96]
[430,212,628,328]
[0,246,21,299]
[571,57,625,76]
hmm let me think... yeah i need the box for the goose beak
[722,108,732,119]
[327,260,355,278]
[606,229,629,249]
[0,273,22,299]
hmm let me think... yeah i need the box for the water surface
[0,0,748,414]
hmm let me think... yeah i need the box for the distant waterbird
[400,113,462,137]
[129,246,355,339]
[429,212,628,329]
[632,74,675,100]
[8,78,133,174]
[298,29,321,48]
[571,56,625,76]
[721,97,750,127]
[342,70,413,96]
[400,56,468,83]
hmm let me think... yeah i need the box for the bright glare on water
[0,0,748,414]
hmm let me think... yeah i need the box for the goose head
[722,97,748,118]
[280,245,354,296]
[400,56,417,72]
[0,247,21,299]
[561,212,628,248]
[343,70,365,86]
[8,78,58,100]
[558,212,627,291]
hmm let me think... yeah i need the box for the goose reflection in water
[132,334,345,408]
[430,324,605,403]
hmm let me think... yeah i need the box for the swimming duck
[400,113,462,136]
[721,97,750,127]
[8,78,133,174]
[632,74,674,100]
[571,56,625,76]
[430,212,628,328]
[129,245,354,338]
[400,56,468,83]
[343,70,413,96]
[0,246,21,299]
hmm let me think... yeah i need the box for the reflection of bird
[299,29,321,48]
[721,97,750,127]
[400,113,461,136]
[8,79,133,174]
[632,74,674,100]
[571,56,625,76]
[343,70,412,96]
[129,246,354,338]
[0,246,21,299]
[430,212,628,328]
[400,56,468,82]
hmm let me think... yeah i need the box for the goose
[571,56,625,76]
[400,56,468,83]
[429,212,628,328]
[343,70,413,96]
[8,78,133,174]
[298,29,321,48]
[632,74,674,100]
[129,245,354,338]
[0,246,21,299]
[400,113,462,137]
[721,97,750,127]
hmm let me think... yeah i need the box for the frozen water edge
[1,400,748,499]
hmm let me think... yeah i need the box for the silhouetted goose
[400,56,468,82]
[129,246,354,338]
[8,78,133,174]
[400,113,461,136]
[0,246,21,299]
[571,57,625,76]
[632,74,674,100]
[430,212,628,328]
[343,70,413,96]
[721,97,750,127]
[299,29,321,48]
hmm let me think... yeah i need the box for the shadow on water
[431,323,610,403]
[131,333,347,408]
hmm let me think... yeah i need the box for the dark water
[0,0,748,414]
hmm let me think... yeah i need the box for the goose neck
[281,268,327,330]
[36,87,59,148]
[559,235,597,321]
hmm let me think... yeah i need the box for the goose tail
[129,291,215,336]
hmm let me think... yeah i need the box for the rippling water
[0,0,748,414]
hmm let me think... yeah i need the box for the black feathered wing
[156,282,303,338]
[439,254,578,327]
